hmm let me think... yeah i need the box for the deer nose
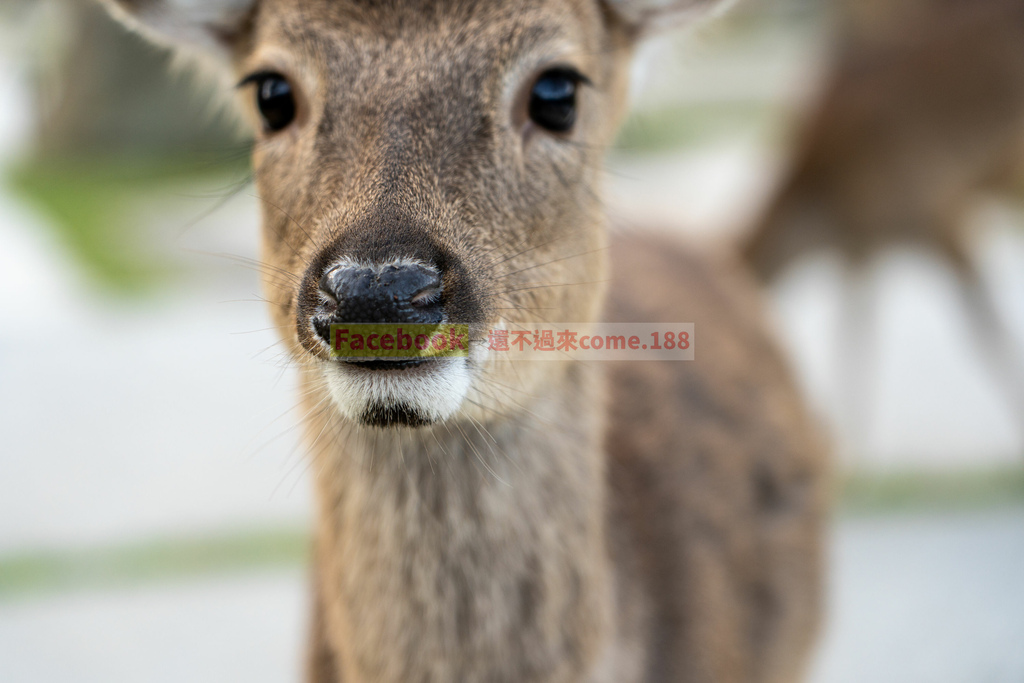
[313,261,445,340]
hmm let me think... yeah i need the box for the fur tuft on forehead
[99,0,257,55]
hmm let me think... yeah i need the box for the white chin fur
[323,358,471,425]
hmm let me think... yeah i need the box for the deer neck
[303,360,613,681]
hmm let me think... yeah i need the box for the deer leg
[836,261,877,463]
[940,240,1024,447]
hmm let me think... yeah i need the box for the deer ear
[99,0,256,56]
[604,0,731,36]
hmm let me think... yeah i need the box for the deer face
[103,0,722,428]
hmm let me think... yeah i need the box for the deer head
[102,0,725,428]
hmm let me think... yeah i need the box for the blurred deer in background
[741,0,1024,449]
[101,0,827,681]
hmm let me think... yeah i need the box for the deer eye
[241,72,297,132]
[528,68,584,133]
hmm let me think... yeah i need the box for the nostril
[318,267,342,303]
[410,287,441,308]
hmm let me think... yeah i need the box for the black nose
[312,261,444,342]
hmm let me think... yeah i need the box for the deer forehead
[251,0,602,43]
[105,0,723,61]
[244,0,611,96]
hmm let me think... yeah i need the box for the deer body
[741,0,1024,442]
[101,1,827,681]
[301,234,824,683]
[743,0,1024,279]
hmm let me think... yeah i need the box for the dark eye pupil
[257,76,296,132]
[529,70,579,133]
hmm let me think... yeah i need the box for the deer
[99,0,828,681]
[740,0,1024,450]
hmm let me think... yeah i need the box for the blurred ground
[3,509,1023,683]
[810,507,1024,683]
[1,1,1023,681]
[0,570,308,683]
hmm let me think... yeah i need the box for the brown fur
[100,0,828,680]
[605,234,825,683]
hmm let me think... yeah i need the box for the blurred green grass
[840,466,1024,515]
[5,153,249,294]
[2,466,1022,601]
[0,525,308,600]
